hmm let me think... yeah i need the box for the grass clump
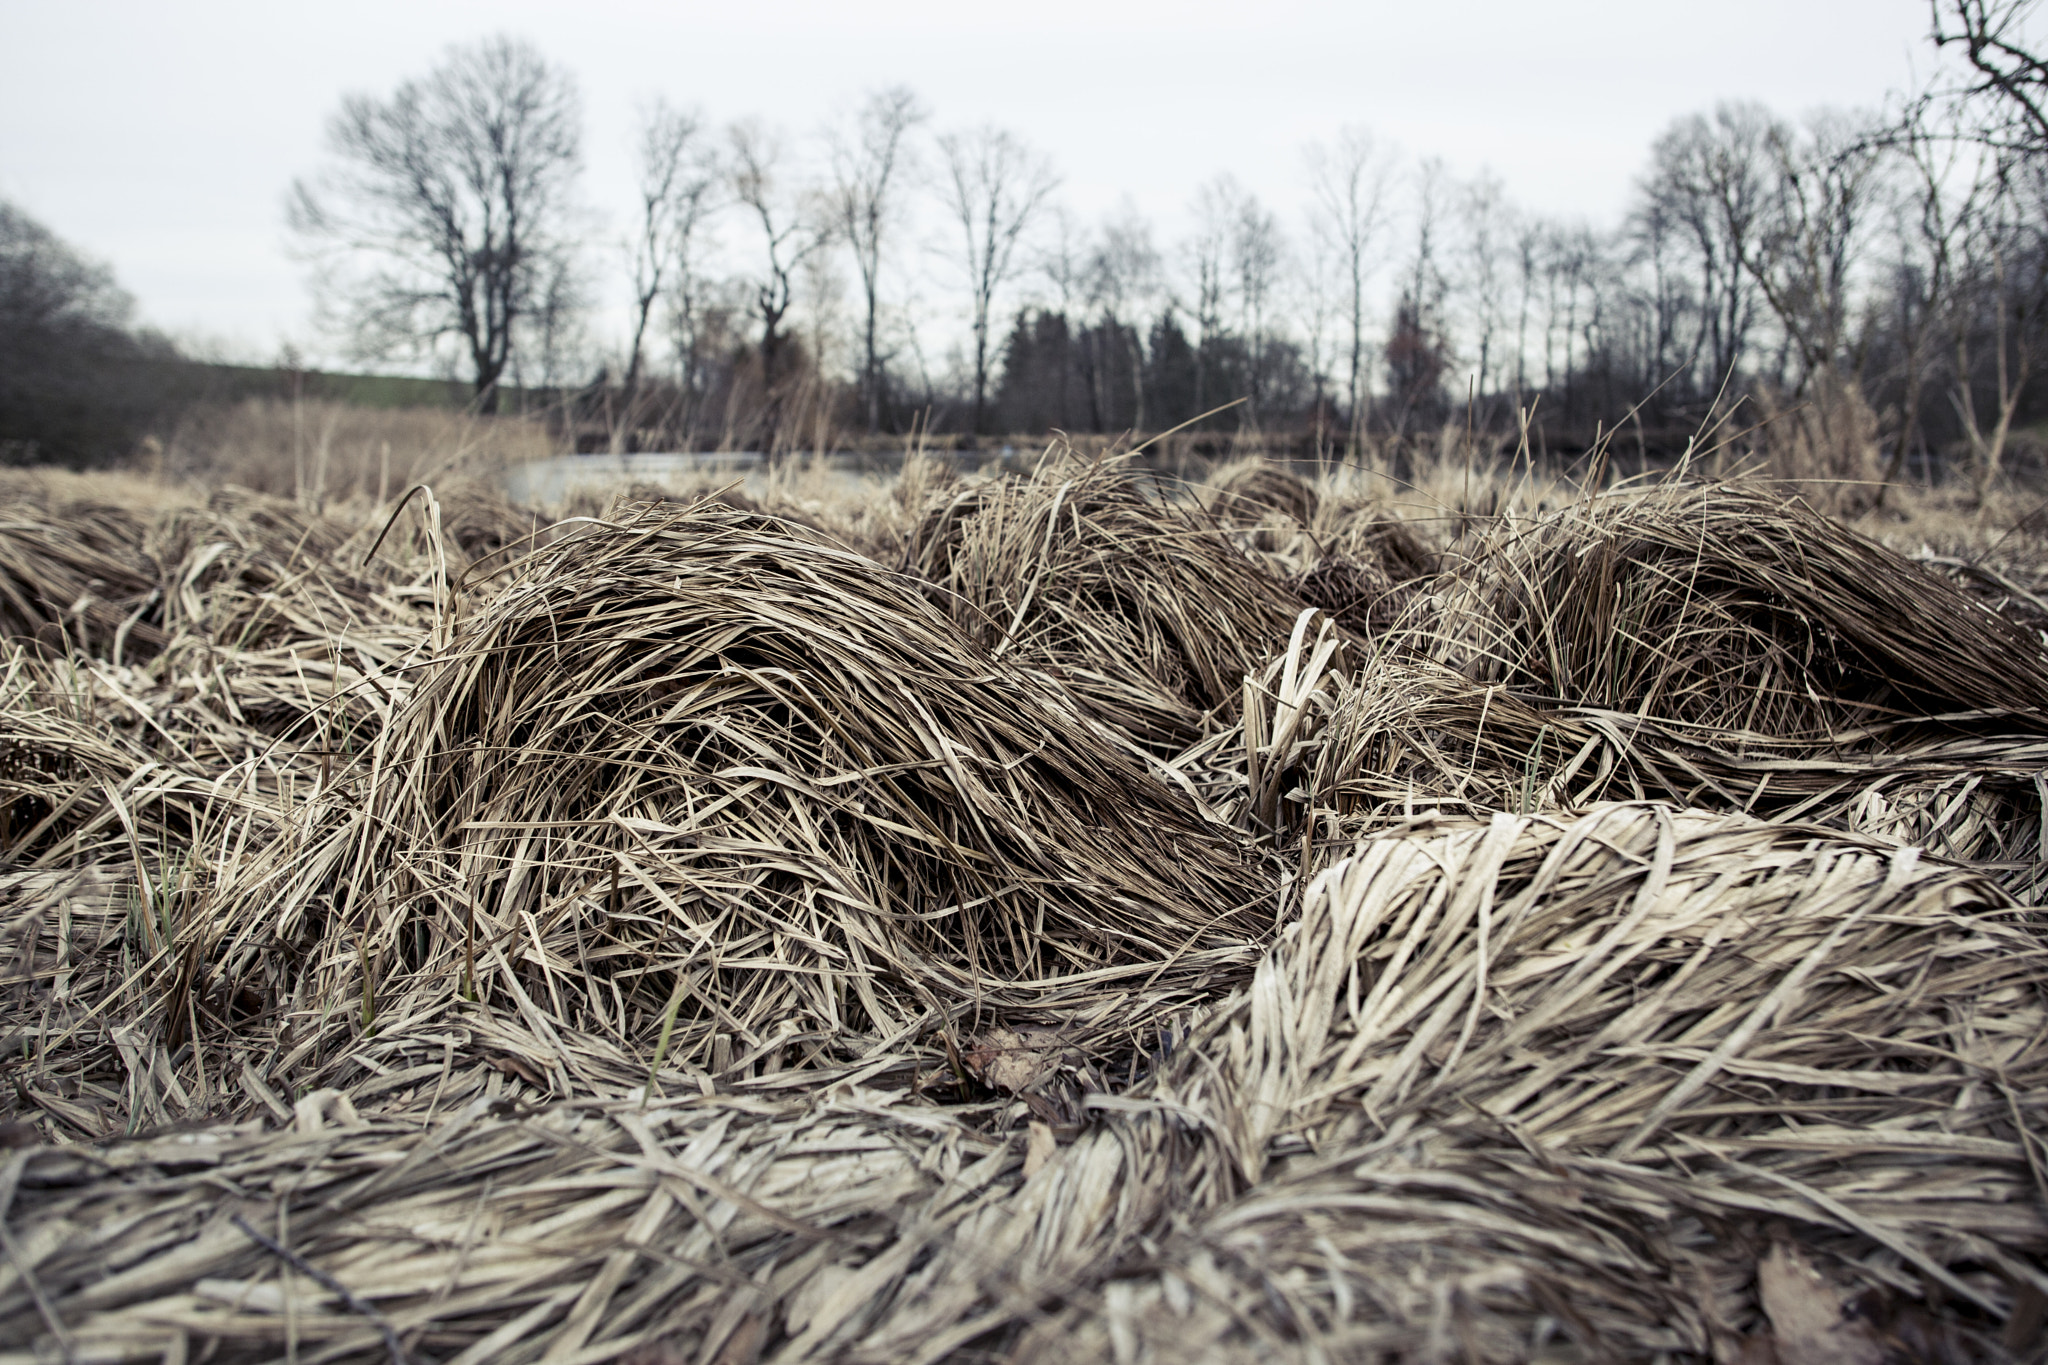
[905,447,1329,750]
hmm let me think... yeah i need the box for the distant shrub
[0,201,186,469]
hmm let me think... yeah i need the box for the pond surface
[500,451,891,509]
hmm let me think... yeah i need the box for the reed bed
[140,496,1274,1131]
[0,441,2045,1362]
[1011,803,2048,1362]
[0,473,167,662]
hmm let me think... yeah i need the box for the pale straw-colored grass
[1,439,2045,1361]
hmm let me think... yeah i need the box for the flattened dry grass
[0,471,170,662]
[1012,803,2048,1361]
[3,806,2040,1364]
[1,447,2046,1363]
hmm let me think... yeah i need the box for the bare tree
[1086,206,1162,430]
[937,126,1058,433]
[1296,225,1344,454]
[617,100,716,450]
[1453,171,1517,404]
[727,120,828,434]
[1641,103,1782,394]
[1030,207,1090,426]
[1879,1,2048,496]
[830,86,926,433]
[1875,96,1975,491]
[1948,151,2048,495]
[1186,176,1237,418]
[1387,158,1453,435]
[1545,223,1600,417]
[1191,175,1288,422]
[1039,206,1089,317]
[1932,0,2048,149]
[1306,127,1395,450]
[288,36,583,412]
[1737,110,1883,395]
[1511,213,1548,395]
[522,250,588,397]
[1623,196,1694,396]
[1232,190,1287,422]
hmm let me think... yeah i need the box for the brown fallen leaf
[1756,1242,1884,1365]
[963,1027,1065,1094]
[489,1053,547,1089]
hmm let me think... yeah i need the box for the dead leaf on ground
[489,1053,547,1089]
[963,1027,1067,1094]
[1756,1242,1884,1365]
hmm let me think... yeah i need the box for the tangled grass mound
[6,459,2048,1362]
[1436,482,2048,739]
[146,487,420,652]
[904,451,1324,748]
[1009,803,2048,1361]
[1203,459,1436,637]
[0,661,224,872]
[10,805,2039,1364]
[0,472,163,659]
[1206,458,1321,532]
[1226,617,2048,898]
[179,499,1271,1100]
[431,474,544,568]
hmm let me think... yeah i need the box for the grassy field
[0,425,2045,1362]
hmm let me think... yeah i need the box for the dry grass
[0,435,2046,1362]
[160,398,558,506]
[1430,481,2048,739]
[904,452,1328,751]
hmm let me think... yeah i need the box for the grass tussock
[1010,803,2046,1361]
[1201,457,1437,636]
[171,496,1273,1114]
[905,451,1330,749]
[2,434,2047,1362]
[1435,480,2048,739]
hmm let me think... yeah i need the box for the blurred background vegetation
[7,0,2048,504]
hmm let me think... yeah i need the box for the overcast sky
[0,0,1950,368]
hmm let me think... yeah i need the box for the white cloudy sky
[0,0,1948,367]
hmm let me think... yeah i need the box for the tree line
[6,1,2046,485]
